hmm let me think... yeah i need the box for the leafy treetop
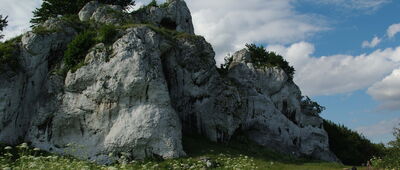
[389,124,400,148]
[0,15,8,39]
[246,44,295,80]
[300,96,326,116]
[31,0,135,25]
[323,119,385,166]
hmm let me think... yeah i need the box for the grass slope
[1,136,363,170]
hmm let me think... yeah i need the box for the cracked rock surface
[0,0,339,163]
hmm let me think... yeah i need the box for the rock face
[132,0,195,34]
[0,0,339,164]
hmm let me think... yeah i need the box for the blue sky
[292,0,400,143]
[1,0,399,144]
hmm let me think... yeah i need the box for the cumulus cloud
[368,68,400,110]
[267,42,400,96]
[185,0,327,65]
[357,118,400,143]
[362,36,381,48]
[387,23,400,38]
[0,0,42,40]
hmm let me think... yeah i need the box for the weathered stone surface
[0,0,340,164]
[133,0,195,34]
[26,26,185,163]
[78,1,100,21]
[0,19,76,144]
[226,49,339,162]
[79,1,126,25]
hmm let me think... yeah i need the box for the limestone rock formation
[0,0,339,164]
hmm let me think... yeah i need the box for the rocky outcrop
[0,0,339,164]
[132,0,195,34]
[25,26,185,163]
[0,19,77,144]
[226,50,338,161]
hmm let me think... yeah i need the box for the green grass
[1,135,367,170]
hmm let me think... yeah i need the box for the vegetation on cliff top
[31,0,135,25]
[246,44,295,80]
[218,44,295,81]
[0,36,21,73]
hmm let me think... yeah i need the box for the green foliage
[63,31,96,73]
[31,0,135,25]
[148,0,158,7]
[389,124,400,148]
[0,36,21,73]
[0,15,7,39]
[1,136,354,170]
[371,124,400,169]
[62,24,118,75]
[96,25,118,44]
[300,96,326,116]
[246,44,295,80]
[32,25,59,35]
[159,1,171,8]
[323,120,385,166]
[217,54,233,75]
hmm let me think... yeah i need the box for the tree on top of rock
[0,15,8,39]
[31,0,135,25]
[245,43,295,81]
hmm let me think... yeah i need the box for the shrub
[148,0,158,7]
[323,120,385,166]
[32,25,59,35]
[371,124,400,169]
[97,25,117,44]
[217,54,233,75]
[0,36,21,73]
[301,96,325,116]
[64,31,96,73]
[246,44,295,80]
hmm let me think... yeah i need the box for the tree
[301,96,325,116]
[31,0,135,25]
[371,124,400,168]
[323,120,385,166]
[245,43,295,80]
[0,15,8,39]
[388,124,400,148]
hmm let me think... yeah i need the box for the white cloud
[267,42,400,96]
[0,0,42,40]
[368,68,400,110]
[357,118,400,143]
[362,36,381,48]
[387,23,400,38]
[185,0,327,65]
[304,0,390,11]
